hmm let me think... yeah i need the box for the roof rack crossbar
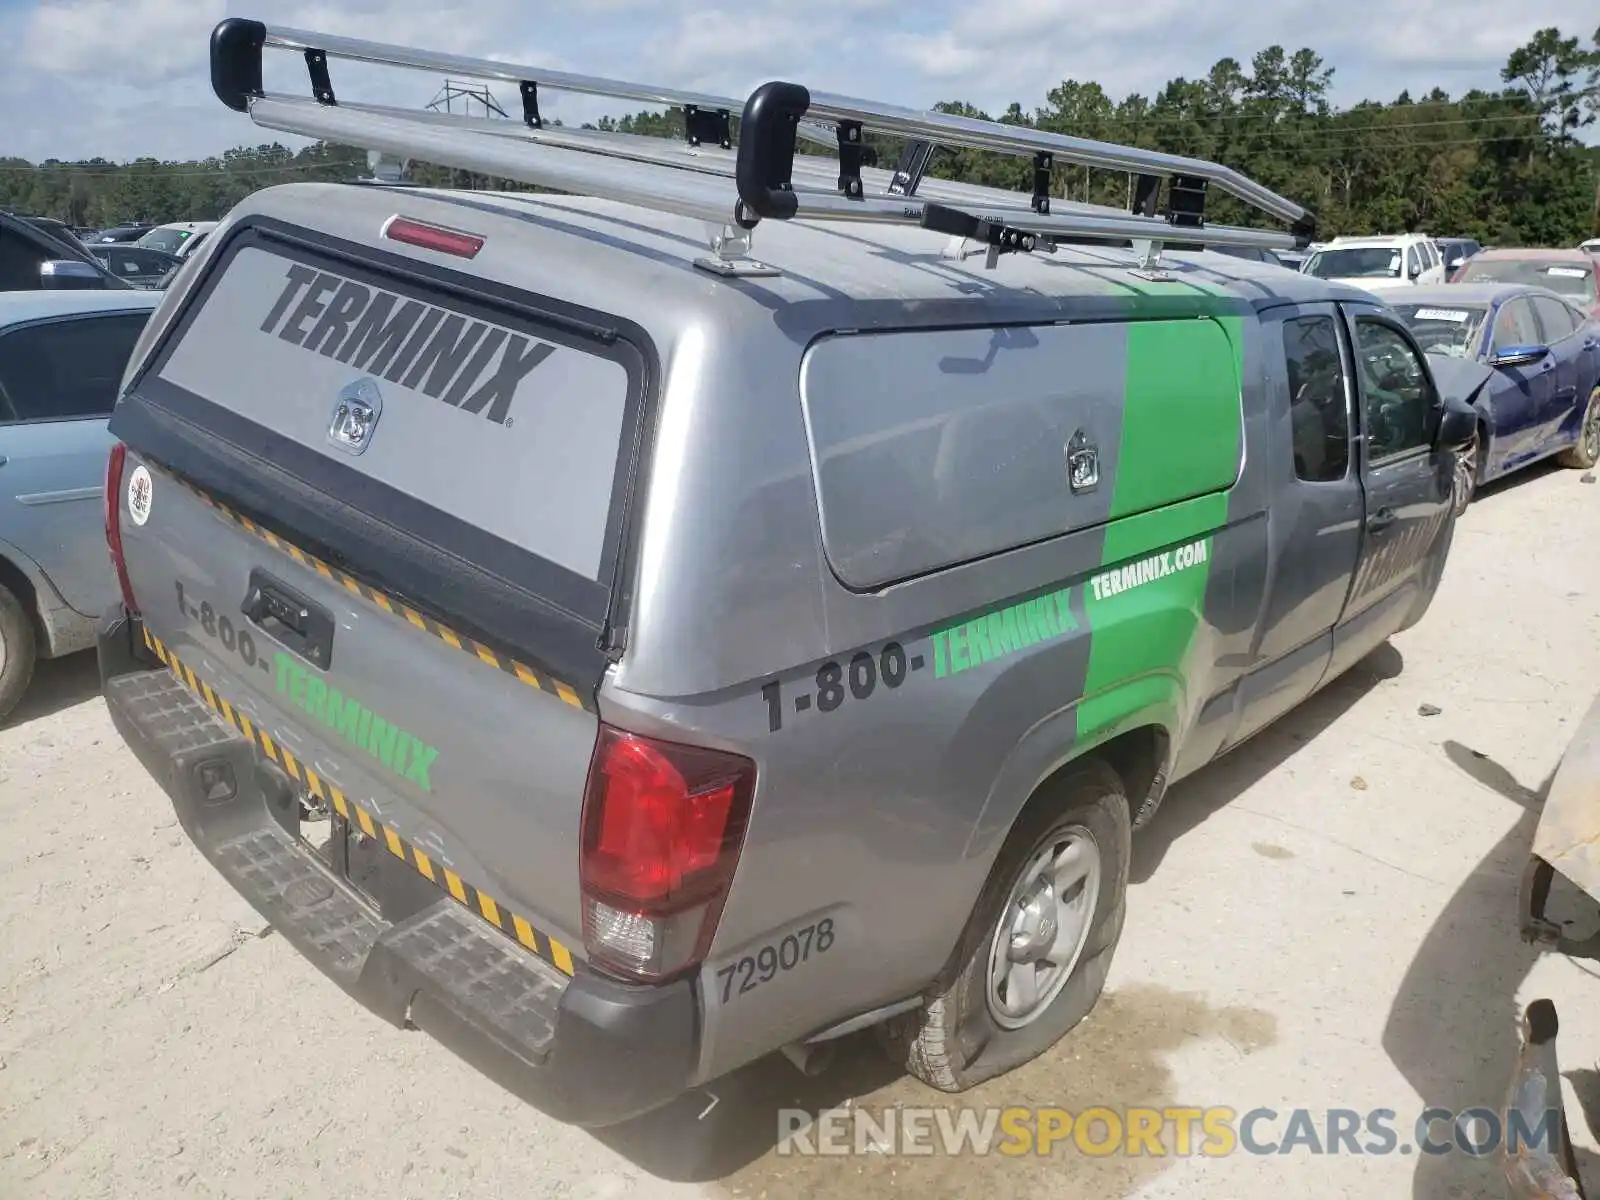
[210,17,1317,260]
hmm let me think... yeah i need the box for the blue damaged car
[1391,283,1600,514]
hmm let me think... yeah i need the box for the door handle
[241,568,335,669]
[1367,507,1397,533]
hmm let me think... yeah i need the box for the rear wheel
[0,583,38,724]
[880,758,1130,1091]
[1557,387,1600,470]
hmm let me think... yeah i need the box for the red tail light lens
[104,441,138,614]
[579,726,755,981]
[382,215,484,259]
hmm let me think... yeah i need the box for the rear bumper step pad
[100,609,697,1127]
[141,624,577,976]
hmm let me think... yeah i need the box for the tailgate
[108,216,655,948]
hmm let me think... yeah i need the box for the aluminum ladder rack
[210,18,1317,274]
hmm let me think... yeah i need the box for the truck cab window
[1355,320,1432,461]
[1283,315,1350,482]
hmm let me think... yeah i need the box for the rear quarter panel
[602,282,1275,1082]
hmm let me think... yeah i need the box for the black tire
[0,583,38,724]
[1557,386,1600,470]
[880,757,1131,1091]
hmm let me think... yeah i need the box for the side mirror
[1436,398,1477,448]
[1490,344,1550,368]
[1408,262,1422,280]
[39,259,104,290]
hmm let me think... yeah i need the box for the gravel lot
[5,459,1600,1200]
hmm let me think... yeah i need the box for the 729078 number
[715,918,835,1004]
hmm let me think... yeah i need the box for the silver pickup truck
[96,20,1478,1128]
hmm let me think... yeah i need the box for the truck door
[1223,305,1362,751]
[1327,308,1454,679]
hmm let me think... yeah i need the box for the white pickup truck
[1302,233,1448,291]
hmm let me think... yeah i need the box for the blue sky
[0,0,1595,162]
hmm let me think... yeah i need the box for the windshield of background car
[1458,258,1597,303]
[1390,303,1488,358]
[1306,247,1402,279]
[135,229,192,255]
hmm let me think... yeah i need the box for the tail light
[104,442,139,614]
[579,725,755,981]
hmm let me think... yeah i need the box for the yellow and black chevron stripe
[144,628,579,978]
[158,467,588,712]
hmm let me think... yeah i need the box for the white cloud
[0,0,1593,163]
[22,0,227,83]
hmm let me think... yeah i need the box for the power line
[1017,85,1600,127]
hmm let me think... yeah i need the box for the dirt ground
[6,459,1600,1200]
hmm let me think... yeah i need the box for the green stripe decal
[1075,311,1243,745]
[1076,493,1227,745]
[1109,317,1243,518]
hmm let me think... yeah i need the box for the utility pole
[426,80,508,119]
[425,81,510,188]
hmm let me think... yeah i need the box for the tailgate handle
[241,569,335,670]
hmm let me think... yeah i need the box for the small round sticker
[127,464,153,526]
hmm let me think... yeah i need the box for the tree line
[3,25,1597,245]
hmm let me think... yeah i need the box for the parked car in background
[92,224,155,245]
[1433,237,1482,276]
[87,244,183,290]
[1,212,132,292]
[0,288,161,719]
[1390,283,1600,513]
[1450,248,1600,321]
[1580,237,1600,255]
[135,221,218,259]
[21,217,92,257]
[1275,249,1307,272]
[1302,233,1447,290]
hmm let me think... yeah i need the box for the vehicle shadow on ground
[590,1030,903,1181]
[1382,742,1553,1199]
[1470,456,1566,511]
[1131,642,1405,885]
[1,648,100,729]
